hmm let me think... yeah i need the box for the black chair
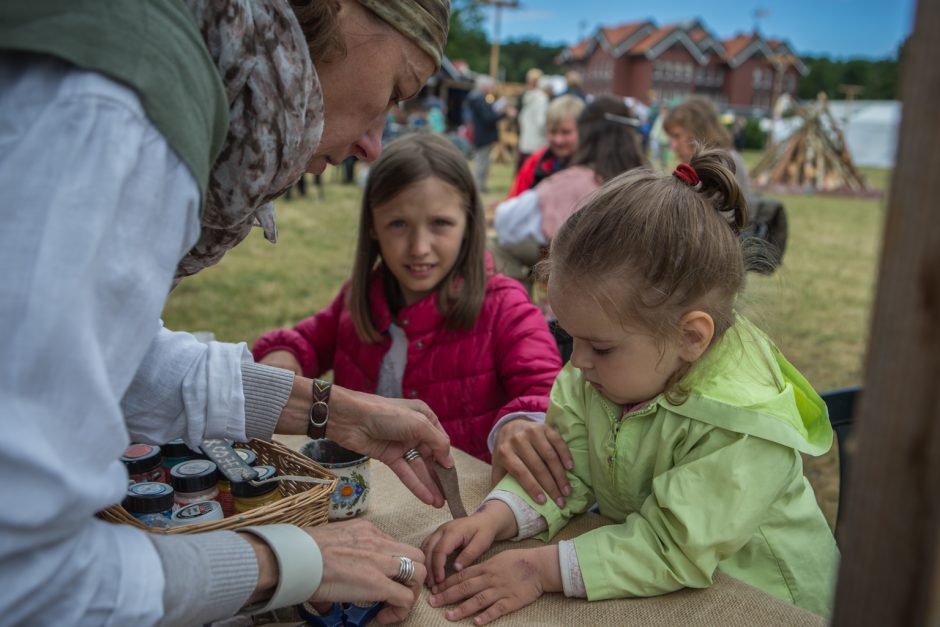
[548,319,572,365]
[741,196,788,274]
[820,385,860,537]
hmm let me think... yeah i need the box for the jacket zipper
[605,399,660,483]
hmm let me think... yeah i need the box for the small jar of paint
[170,459,220,508]
[121,443,166,484]
[217,448,258,517]
[161,439,204,474]
[123,482,175,528]
[171,500,225,526]
[232,465,282,513]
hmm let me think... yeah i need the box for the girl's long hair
[348,134,487,342]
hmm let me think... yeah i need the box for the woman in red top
[254,134,561,462]
[507,95,585,198]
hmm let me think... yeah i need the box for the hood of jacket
[665,315,832,456]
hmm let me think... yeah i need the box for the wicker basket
[99,438,337,534]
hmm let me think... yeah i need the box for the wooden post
[837,83,863,130]
[832,0,940,624]
[767,53,792,114]
[480,0,519,81]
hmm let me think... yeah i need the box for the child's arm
[256,349,302,375]
[490,280,562,414]
[428,545,562,626]
[489,280,569,503]
[424,372,594,623]
[490,417,573,508]
[492,364,597,539]
[251,283,349,377]
[421,499,518,585]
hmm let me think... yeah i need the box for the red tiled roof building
[557,19,807,111]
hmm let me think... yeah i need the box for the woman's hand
[275,380,453,508]
[427,545,562,625]
[328,386,453,508]
[421,500,517,586]
[259,350,303,375]
[306,520,427,624]
[490,420,573,508]
[243,519,426,624]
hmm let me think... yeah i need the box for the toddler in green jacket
[422,148,839,623]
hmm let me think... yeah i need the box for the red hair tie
[673,163,700,188]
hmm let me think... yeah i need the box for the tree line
[444,1,564,83]
[797,54,901,101]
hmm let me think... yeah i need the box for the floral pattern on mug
[332,470,369,517]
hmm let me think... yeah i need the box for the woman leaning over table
[0,1,453,625]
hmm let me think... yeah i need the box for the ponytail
[687,147,748,234]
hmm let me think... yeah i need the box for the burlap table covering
[275,436,825,626]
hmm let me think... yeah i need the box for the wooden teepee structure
[751,93,869,193]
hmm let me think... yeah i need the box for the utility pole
[577,19,588,42]
[766,53,794,148]
[480,0,519,81]
[752,8,770,35]
[767,53,792,112]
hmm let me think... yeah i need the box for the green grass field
[164,151,890,527]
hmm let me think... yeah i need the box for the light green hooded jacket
[496,315,839,616]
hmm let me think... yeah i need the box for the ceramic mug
[300,439,371,520]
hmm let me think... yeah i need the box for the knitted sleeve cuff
[558,540,587,598]
[485,490,548,540]
[241,362,294,440]
[149,531,258,626]
[236,525,323,613]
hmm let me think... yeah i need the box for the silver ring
[403,448,421,463]
[392,556,415,584]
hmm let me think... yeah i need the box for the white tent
[771,100,901,169]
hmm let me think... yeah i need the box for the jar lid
[171,500,224,525]
[124,482,175,514]
[170,459,219,493]
[231,465,279,498]
[235,448,257,466]
[121,443,163,474]
[162,439,205,459]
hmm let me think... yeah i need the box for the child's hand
[259,350,302,375]
[421,500,516,585]
[427,545,562,625]
[491,420,574,508]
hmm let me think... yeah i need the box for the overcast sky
[493,0,916,59]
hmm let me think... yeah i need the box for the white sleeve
[494,189,547,247]
[122,325,253,447]
[123,332,294,448]
[0,56,252,625]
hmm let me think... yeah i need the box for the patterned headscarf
[176,0,322,279]
[175,0,450,280]
[357,0,451,70]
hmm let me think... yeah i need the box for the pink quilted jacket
[252,267,562,461]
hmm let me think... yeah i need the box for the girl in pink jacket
[253,134,562,462]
